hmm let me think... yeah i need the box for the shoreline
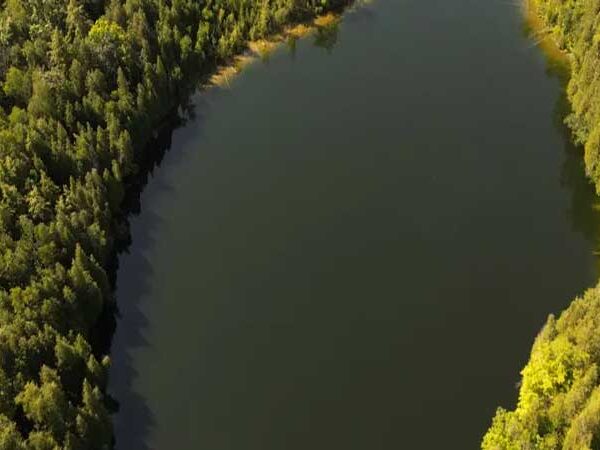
[207,12,342,88]
[105,0,360,415]
[482,1,600,448]
[522,0,570,78]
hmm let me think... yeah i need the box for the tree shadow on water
[105,93,211,450]
[553,69,600,273]
[313,21,340,53]
[559,114,600,268]
[525,16,600,274]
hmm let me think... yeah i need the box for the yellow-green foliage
[483,286,600,449]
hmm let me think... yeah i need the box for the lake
[108,0,600,448]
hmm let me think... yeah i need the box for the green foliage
[2,68,31,106]
[0,415,24,450]
[483,286,600,449]
[0,0,348,446]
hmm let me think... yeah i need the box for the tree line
[0,0,348,448]
[483,0,600,448]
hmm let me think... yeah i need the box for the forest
[482,0,600,448]
[0,0,347,448]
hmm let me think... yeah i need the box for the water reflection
[525,12,600,274]
[108,16,350,449]
[547,48,600,262]
[561,136,600,264]
[109,105,194,450]
[313,20,340,52]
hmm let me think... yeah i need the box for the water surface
[109,0,600,448]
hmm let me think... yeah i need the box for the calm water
[109,0,600,448]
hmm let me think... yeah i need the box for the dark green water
[108,0,600,448]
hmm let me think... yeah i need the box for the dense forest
[0,0,348,448]
[482,0,600,448]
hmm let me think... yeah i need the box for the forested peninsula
[0,1,348,448]
[483,0,600,448]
